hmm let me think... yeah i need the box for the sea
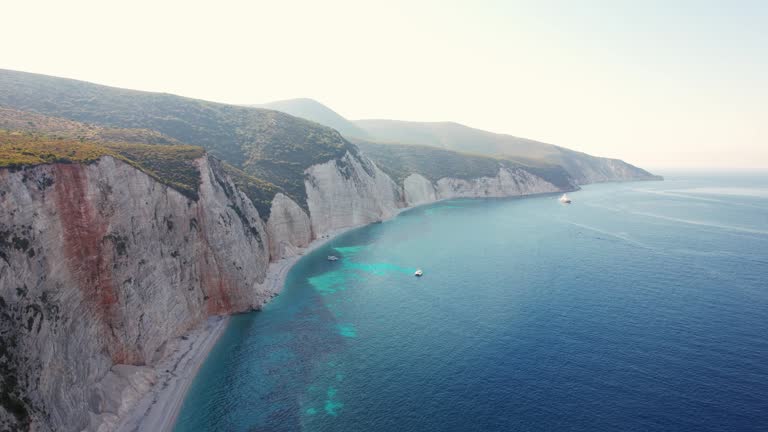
[174,172,768,432]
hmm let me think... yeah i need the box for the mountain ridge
[256,98,369,139]
[259,98,660,184]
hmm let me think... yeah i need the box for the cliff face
[434,167,561,200]
[304,152,402,236]
[0,156,271,432]
[266,193,312,260]
[402,168,561,207]
[277,154,567,259]
[0,149,570,432]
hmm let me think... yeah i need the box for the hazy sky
[3,0,766,169]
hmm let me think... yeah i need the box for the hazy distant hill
[352,138,574,190]
[355,119,561,161]
[354,119,660,184]
[0,69,356,207]
[248,97,659,184]
[257,98,369,139]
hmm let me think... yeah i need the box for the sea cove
[175,174,768,432]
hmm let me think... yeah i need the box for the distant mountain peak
[256,98,369,139]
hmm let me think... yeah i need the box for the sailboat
[559,193,572,204]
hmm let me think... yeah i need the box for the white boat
[414,269,423,277]
[327,255,339,261]
[559,193,572,204]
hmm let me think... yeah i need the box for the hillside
[354,119,660,184]
[244,97,660,184]
[258,98,369,139]
[0,107,181,145]
[0,69,356,207]
[353,139,574,190]
[355,119,562,161]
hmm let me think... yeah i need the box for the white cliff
[435,167,561,199]
[305,151,402,236]
[403,167,562,205]
[0,156,270,432]
[266,193,312,260]
[403,174,437,206]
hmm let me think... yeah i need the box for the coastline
[115,315,229,432]
[116,226,355,432]
[115,187,592,432]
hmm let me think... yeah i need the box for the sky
[2,0,766,169]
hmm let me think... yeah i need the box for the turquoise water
[175,173,768,432]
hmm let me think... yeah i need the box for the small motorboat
[327,255,339,261]
[414,269,423,277]
[559,193,572,204]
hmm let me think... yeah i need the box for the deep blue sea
[175,173,768,432]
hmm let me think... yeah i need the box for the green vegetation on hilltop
[107,143,205,199]
[0,133,112,167]
[0,131,204,199]
[0,70,357,207]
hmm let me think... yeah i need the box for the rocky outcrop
[403,174,437,206]
[0,156,270,432]
[435,167,562,199]
[266,193,312,260]
[305,151,402,236]
[402,168,562,206]
[86,365,156,431]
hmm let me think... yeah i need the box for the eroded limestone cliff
[0,156,270,431]
[405,167,562,206]
[0,150,569,432]
[305,151,402,236]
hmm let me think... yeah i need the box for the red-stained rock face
[199,248,234,315]
[0,156,275,432]
[194,205,233,315]
[53,164,138,364]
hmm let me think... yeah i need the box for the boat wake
[629,211,768,237]
[568,222,655,251]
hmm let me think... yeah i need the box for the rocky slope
[0,155,272,431]
[305,152,402,235]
